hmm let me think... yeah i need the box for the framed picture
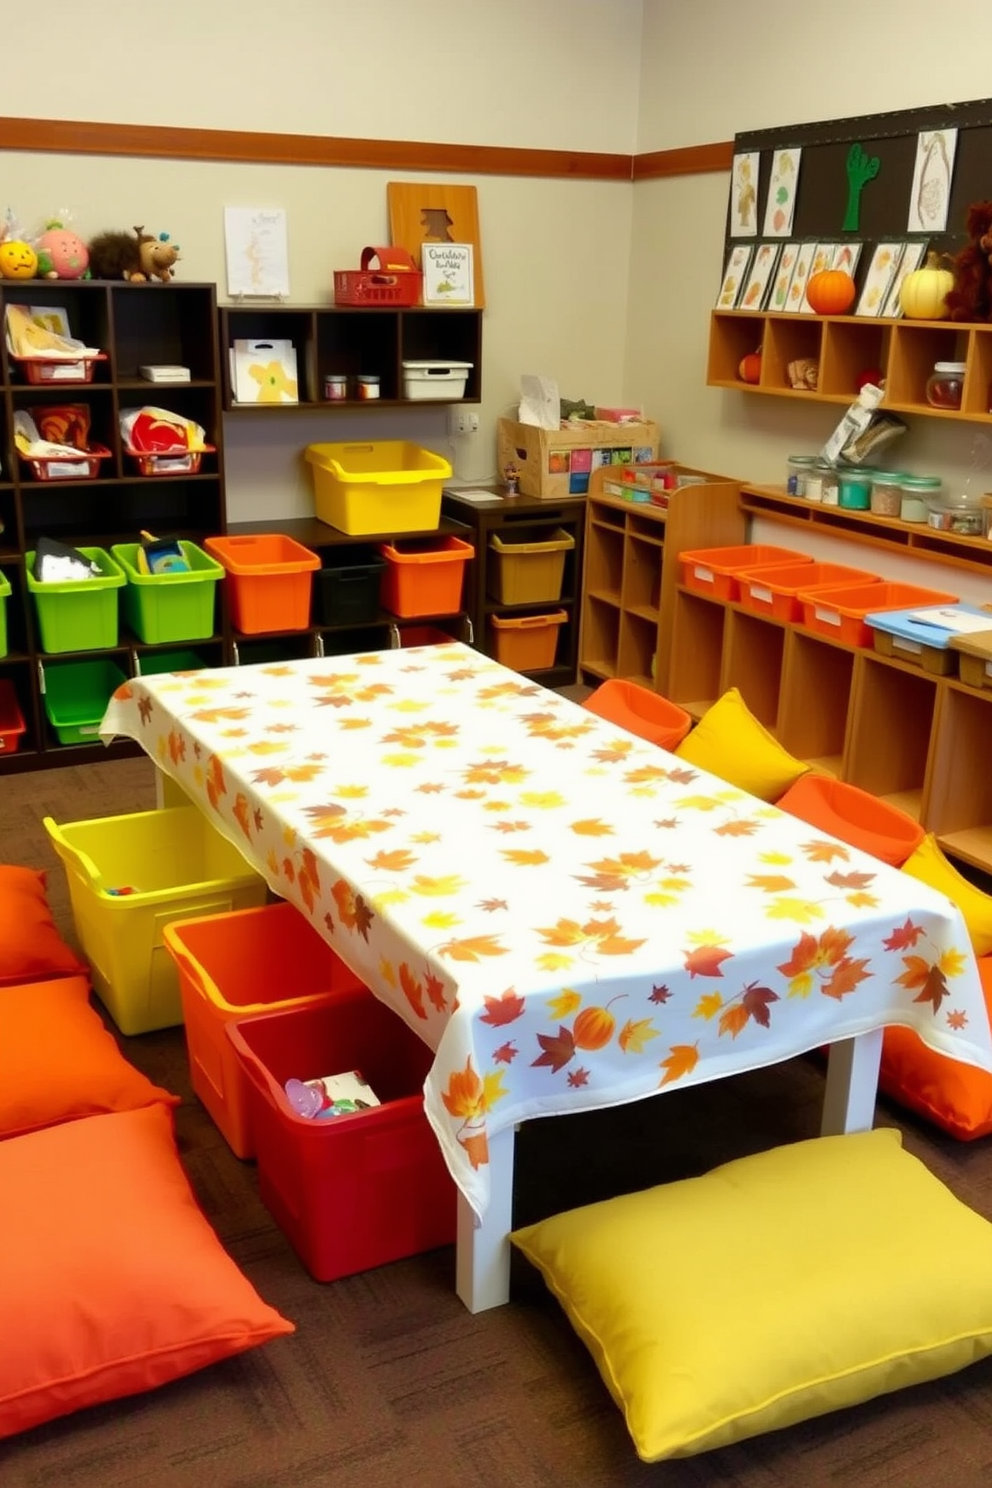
[762,148,802,237]
[387,182,485,306]
[768,242,800,311]
[908,129,958,233]
[882,241,928,318]
[740,242,782,310]
[788,242,820,312]
[715,244,754,308]
[856,243,905,317]
[729,152,760,237]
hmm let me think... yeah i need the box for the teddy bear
[87,225,180,283]
[943,200,992,321]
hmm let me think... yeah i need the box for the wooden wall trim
[0,116,733,182]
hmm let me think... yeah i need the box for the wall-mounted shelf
[708,310,992,422]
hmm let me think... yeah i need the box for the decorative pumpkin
[738,349,762,384]
[900,251,954,320]
[805,269,856,316]
[0,239,38,280]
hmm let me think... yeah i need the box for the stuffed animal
[87,225,180,283]
[35,221,89,280]
[944,201,992,322]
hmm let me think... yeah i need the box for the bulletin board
[721,94,992,309]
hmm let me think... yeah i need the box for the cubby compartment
[113,283,219,384]
[231,634,316,666]
[964,327,992,418]
[219,307,315,405]
[622,534,663,619]
[580,594,621,681]
[706,311,765,386]
[616,609,658,688]
[819,319,890,400]
[845,653,938,817]
[721,608,784,728]
[19,476,224,551]
[585,520,624,601]
[760,316,824,397]
[884,322,971,412]
[4,286,112,383]
[924,683,992,873]
[777,630,856,776]
[400,310,481,402]
[316,310,399,401]
[669,589,727,718]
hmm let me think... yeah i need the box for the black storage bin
[314,549,387,626]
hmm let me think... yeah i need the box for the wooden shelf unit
[578,465,744,697]
[708,309,992,421]
[219,304,482,410]
[667,581,992,877]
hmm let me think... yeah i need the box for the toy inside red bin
[120,406,214,476]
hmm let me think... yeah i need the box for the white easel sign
[224,207,290,299]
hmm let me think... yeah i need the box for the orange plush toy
[944,200,992,321]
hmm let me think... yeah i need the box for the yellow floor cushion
[674,687,809,801]
[512,1128,992,1462]
[901,834,992,958]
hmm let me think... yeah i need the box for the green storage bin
[136,647,210,676]
[26,547,125,653]
[0,570,10,658]
[43,658,128,744]
[111,541,224,643]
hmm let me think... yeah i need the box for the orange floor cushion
[776,774,925,867]
[880,956,992,1140]
[583,679,692,751]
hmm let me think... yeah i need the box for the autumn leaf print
[536,916,646,957]
[777,927,867,999]
[399,962,427,1019]
[480,989,526,1026]
[683,944,733,978]
[532,1025,576,1073]
[137,693,153,725]
[801,838,850,864]
[231,792,253,840]
[618,1018,660,1053]
[883,918,925,951]
[570,819,616,837]
[437,934,508,962]
[659,1043,699,1087]
[897,955,950,1013]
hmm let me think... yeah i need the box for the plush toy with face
[36,223,89,280]
[0,238,38,279]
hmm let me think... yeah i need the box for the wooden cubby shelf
[709,310,992,422]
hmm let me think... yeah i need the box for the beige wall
[629,0,992,601]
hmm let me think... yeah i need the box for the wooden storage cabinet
[220,305,482,410]
[709,309,992,422]
[579,466,744,696]
[923,683,992,874]
[0,281,227,774]
[440,490,584,686]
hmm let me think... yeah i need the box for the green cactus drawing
[843,142,881,233]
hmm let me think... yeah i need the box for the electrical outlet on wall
[447,409,480,437]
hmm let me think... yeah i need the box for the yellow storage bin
[305,440,452,535]
[488,527,575,605]
[43,806,267,1035]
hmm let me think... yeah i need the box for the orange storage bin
[490,609,567,671]
[737,562,882,623]
[204,533,320,634]
[226,989,457,1281]
[679,544,813,601]
[583,679,692,751]
[378,535,473,618]
[163,901,366,1159]
[776,775,925,867]
[798,581,959,649]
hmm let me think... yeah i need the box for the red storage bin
[227,989,457,1281]
[378,535,473,619]
[583,679,692,750]
[776,775,925,867]
[798,582,959,649]
[333,246,423,307]
[204,533,320,634]
[679,544,813,601]
[737,562,883,623]
[0,679,26,754]
[163,901,366,1159]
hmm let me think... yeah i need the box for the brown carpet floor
[3,754,992,1488]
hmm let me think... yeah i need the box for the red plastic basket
[125,445,213,476]
[227,989,457,1281]
[333,246,423,307]
[10,353,107,385]
[0,679,26,755]
[19,443,113,482]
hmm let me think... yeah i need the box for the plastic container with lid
[803,460,834,504]
[786,455,816,497]
[900,474,941,523]
[926,361,966,410]
[820,465,840,506]
[870,471,905,517]
[838,469,873,510]
[927,490,986,536]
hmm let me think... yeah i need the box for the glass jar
[983,496,992,540]
[928,491,986,536]
[820,465,840,506]
[900,474,941,523]
[837,469,872,510]
[870,471,905,517]
[803,459,828,503]
[925,361,966,410]
[786,455,816,497]
[324,374,347,402]
[356,374,380,400]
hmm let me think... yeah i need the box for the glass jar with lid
[837,469,873,510]
[900,474,941,523]
[928,489,986,535]
[870,471,905,517]
[786,455,816,497]
[925,361,966,410]
[820,464,840,506]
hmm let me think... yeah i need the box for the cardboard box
[498,417,660,499]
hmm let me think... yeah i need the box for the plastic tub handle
[42,815,105,889]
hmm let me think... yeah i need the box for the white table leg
[455,1123,515,1313]
[820,1028,884,1135]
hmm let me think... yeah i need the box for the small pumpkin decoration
[738,348,762,384]
[900,251,954,320]
[805,269,856,316]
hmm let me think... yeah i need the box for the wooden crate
[498,417,659,500]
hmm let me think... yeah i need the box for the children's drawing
[769,242,799,311]
[908,130,957,233]
[740,242,782,310]
[808,243,837,281]
[882,241,928,318]
[831,242,863,277]
[730,153,759,237]
[716,244,754,307]
[843,143,880,232]
[788,242,819,312]
[855,243,905,317]
[762,148,801,237]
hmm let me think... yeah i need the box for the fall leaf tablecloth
[100,644,992,1220]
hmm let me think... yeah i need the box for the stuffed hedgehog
[87,225,180,283]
